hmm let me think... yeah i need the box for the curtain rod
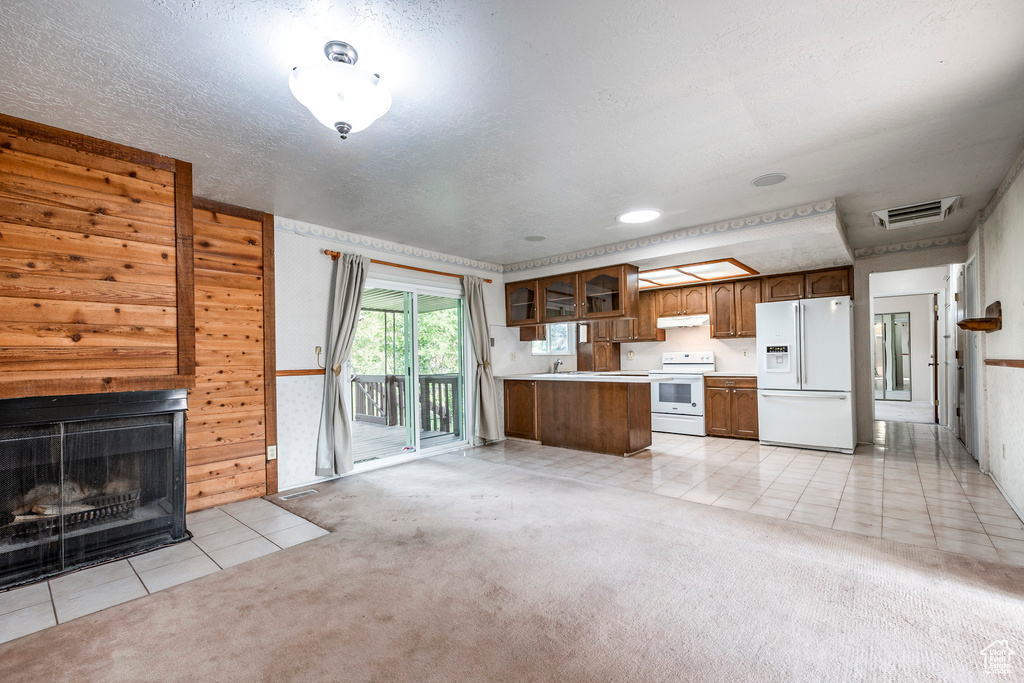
[323,250,493,284]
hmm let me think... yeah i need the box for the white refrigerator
[756,296,856,453]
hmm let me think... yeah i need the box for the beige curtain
[463,276,501,443]
[316,253,370,476]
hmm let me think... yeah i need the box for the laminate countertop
[703,372,757,377]
[498,372,654,383]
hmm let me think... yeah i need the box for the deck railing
[351,373,461,437]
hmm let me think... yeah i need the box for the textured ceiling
[1,0,1022,266]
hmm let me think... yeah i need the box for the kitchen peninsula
[501,373,652,456]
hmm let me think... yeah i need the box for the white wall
[872,294,933,404]
[853,245,968,442]
[273,220,507,491]
[975,144,1024,515]
[620,327,756,373]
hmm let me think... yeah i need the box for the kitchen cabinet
[634,291,666,341]
[504,379,539,440]
[518,325,545,342]
[609,291,665,342]
[805,267,851,299]
[591,320,612,342]
[709,279,760,339]
[709,282,736,338]
[704,377,758,439]
[539,274,579,322]
[656,284,707,317]
[581,264,639,319]
[506,280,540,326]
[763,274,804,302]
[735,279,761,338]
[537,379,651,456]
[577,321,620,372]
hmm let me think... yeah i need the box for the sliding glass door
[347,282,466,464]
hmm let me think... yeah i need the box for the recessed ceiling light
[617,209,662,224]
[751,173,787,187]
[524,235,546,242]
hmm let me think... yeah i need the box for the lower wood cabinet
[504,379,538,440]
[704,376,758,439]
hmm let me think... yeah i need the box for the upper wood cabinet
[581,264,639,319]
[518,325,546,342]
[505,280,540,326]
[681,285,709,315]
[634,291,666,342]
[656,284,707,317]
[505,264,638,326]
[591,320,612,342]
[763,274,804,302]
[539,273,579,323]
[709,282,736,338]
[805,267,851,299]
[709,279,760,339]
[735,279,761,338]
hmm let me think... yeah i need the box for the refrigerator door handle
[793,302,801,385]
[799,300,808,387]
[759,391,848,400]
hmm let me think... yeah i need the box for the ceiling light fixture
[616,209,662,224]
[751,173,787,187]
[638,258,759,289]
[289,41,393,139]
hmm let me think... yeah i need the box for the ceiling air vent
[872,196,960,229]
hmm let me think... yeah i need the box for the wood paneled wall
[187,199,277,511]
[0,113,194,397]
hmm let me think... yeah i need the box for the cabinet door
[504,380,538,439]
[731,387,759,439]
[581,266,625,318]
[518,325,546,342]
[805,268,851,299]
[709,282,735,338]
[763,274,804,302]
[634,291,666,342]
[705,387,732,436]
[680,285,708,315]
[592,341,621,372]
[656,288,681,316]
[735,279,761,338]
[539,274,579,322]
[611,318,635,342]
[506,281,540,326]
[591,320,612,342]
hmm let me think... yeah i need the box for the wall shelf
[957,301,1002,332]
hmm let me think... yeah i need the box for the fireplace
[0,390,188,590]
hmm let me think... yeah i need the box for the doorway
[348,283,467,464]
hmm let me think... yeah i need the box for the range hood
[656,314,710,329]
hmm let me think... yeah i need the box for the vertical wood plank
[174,159,196,381]
[262,212,278,495]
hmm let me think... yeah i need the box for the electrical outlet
[743,349,748,357]
[627,351,635,361]
[267,445,277,461]
[510,352,516,362]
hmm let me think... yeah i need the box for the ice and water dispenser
[765,345,790,372]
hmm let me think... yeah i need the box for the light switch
[267,445,277,461]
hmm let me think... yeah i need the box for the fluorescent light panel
[638,258,758,289]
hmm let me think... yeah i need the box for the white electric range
[648,352,716,436]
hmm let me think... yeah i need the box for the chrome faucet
[552,358,563,373]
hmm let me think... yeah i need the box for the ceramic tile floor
[0,497,327,645]
[465,420,1024,567]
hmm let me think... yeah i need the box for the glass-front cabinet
[505,280,540,326]
[539,274,579,323]
[581,265,638,319]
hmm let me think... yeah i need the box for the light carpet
[1,450,1022,682]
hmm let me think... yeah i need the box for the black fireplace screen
[0,391,188,589]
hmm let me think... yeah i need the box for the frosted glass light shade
[289,61,392,133]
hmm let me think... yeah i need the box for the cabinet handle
[725,381,736,386]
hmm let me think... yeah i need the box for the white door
[756,301,800,390]
[799,297,852,392]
